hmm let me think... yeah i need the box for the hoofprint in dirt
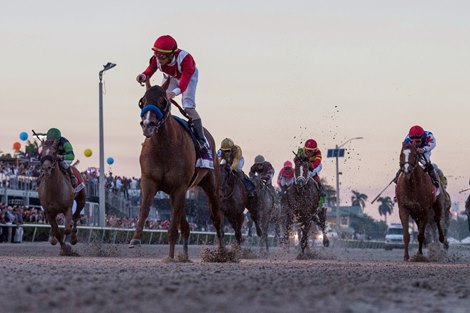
[1,243,470,313]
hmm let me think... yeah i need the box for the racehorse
[250,175,275,253]
[465,193,470,231]
[129,82,225,261]
[38,139,86,255]
[283,157,320,254]
[396,142,446,261]
[219,164,248,245]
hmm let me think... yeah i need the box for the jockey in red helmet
[277,160,295,192]
[136,35,208,152]
[394,125,439,188]
[295,139,326,196]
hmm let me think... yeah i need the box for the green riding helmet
[46,128,61,140]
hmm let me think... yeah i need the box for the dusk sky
[1,0,469,222]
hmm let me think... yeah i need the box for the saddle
[172,116,213,169]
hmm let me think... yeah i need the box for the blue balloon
[106,157,114,165]
[19,131,28,141]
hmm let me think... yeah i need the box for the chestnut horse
[219,164,247,245]
[129,84,224,260]
[282,157,320,254]
[396,142,446,261]
[38,139,86,255]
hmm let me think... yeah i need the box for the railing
[0,223,274,246]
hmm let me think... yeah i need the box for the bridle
[139,93,171,135]
[39,140,59,176]
[400,145,420,175]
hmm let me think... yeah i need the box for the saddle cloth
[172,116,214,169]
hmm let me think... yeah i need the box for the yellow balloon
[84,149,93,157]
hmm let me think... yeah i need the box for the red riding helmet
[409,125,424,137]
[152,35,178,54]
[283,160,293,168]
[304,139,318,150]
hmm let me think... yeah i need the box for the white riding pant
[164,68,198,109]
[308,163,323,179]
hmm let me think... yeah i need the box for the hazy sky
[1,0,470,222]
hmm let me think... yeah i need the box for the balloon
[13,142,21,151]
[84,149,93,157]
[19,131,28,141]
[106,157,114,165]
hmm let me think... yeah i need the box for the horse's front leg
[399,210,410,261]
[47,212,68,255]
[64,207,73,236]
[417,215,428,256]
[130,182,157,247]
[202,178,225,250]
[168,189,187,259]
[317,207,329,247]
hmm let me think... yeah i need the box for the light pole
[98,62,116,227]
[327,136,363,232]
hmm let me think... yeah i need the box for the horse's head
[294,156,310,187]
[400,142,419,175]
[138,85,171,137]
[39,139,60,176]
[219,164,236,199]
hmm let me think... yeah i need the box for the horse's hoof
[71,237,78,245]
[129,239,141,248]
[162,256,176,263]
[49,237,58,246]
[443,240,449,250]
[323,239,330,247]
[60,244,73,256]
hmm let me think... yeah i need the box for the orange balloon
[13,142,21,150]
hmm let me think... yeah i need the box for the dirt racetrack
[1,242,470,313]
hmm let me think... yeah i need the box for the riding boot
[425,163,439,189]
[313,175,326,197]
[67,167,78,187]
[192,119,208,153]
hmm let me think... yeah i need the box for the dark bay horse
[465,194,470,231]
[219,164,247,245]
[250,175,275,253]
[396,142,446,261]
[129,84,224,261]
[38,139,86,255]
[283,157,320,254]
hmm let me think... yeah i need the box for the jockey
[295,139,326,196]
[218,138,255,194]
[249,155,275,190]
[277,160,295,192]
[402,125,440,188]
[136,35,208,152]
[46,128,78,186]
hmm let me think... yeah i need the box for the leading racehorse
[396,141,446,261]
[129,82,224,261]
[38,139,86,255]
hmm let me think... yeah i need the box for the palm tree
[377,196,394,224]
[351,190,368,210]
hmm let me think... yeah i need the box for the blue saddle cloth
[172,116,213,167]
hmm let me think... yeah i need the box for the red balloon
[13,142,21,151]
